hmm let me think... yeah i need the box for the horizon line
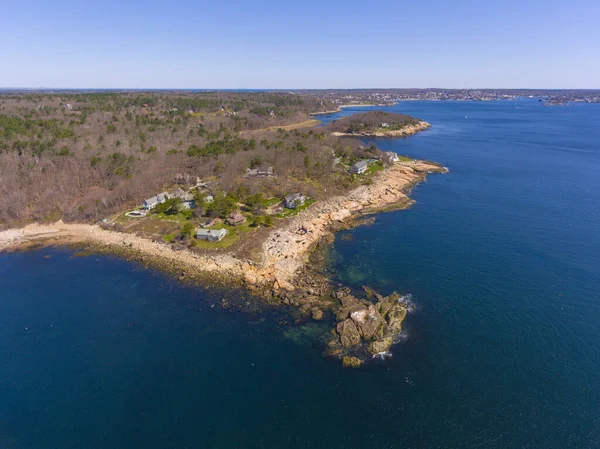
[1,87,600,92]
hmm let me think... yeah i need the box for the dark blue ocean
[2,100,599,448]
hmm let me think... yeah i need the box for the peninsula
[328,111,431,138]
[0,91,446,366]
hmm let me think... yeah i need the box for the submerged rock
[342,356,363,368]
[311,307,324,321]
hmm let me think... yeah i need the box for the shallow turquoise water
[2,100,599,448]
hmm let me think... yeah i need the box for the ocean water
[2,100,600,448]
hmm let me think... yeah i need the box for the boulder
[386,304,407,334]
[350,305,385,340]
[336,289,362,308]
[311,307,324,321]
[342,356,363,368]
[377,292,401,317]
[368,336,394,355]
[336,319,361,347]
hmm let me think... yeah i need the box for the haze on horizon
[2,0,599,90]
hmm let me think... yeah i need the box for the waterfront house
[284,193,306,209]
[143,192,170,210]
[350,160,369,175]
[226,211,246,226]
[196,228,228,242]
[383,151,400,163]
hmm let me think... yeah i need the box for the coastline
[310,103,395,116]
[332,120,431,138]
[0,159,448,366]
[0,160,446,291]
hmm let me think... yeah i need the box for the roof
[246,166,274,177]
[229,211,244,220]
[353,161,368,169]
[144,191,169,204]
[285,193,304,202]
[196,228,227,238]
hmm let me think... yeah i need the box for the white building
[196,228,228,242]
[350,160,368,175]
[143,192,170,210]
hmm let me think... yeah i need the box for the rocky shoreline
[0,160,448,366]
[331,120,431,138]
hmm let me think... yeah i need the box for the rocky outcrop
[342,356,363,368]
[327,288,409,364]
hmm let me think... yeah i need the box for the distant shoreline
[332,120,431,138]
[310,103,396,116]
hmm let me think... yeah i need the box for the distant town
[295,88,600,108]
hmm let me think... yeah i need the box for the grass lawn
[192,232,239,249]
[365,162,384,176]
[273,198,316,218]
[194,220,255,249]
[263,197,282,207]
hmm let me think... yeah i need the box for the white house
[284,193,306,209]
[196,228,228,242]
[350,160,369,175]
[383,151,400,163]
[143,192,170,210]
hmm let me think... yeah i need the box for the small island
[328,111,431,137]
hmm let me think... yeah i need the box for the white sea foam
[399,294,420,314]
[372,351,392,361]
[393,330,409,344]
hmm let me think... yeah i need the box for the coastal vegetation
[0,92,395,227]
[327,111,430,137]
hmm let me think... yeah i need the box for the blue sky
[2,0,599,88]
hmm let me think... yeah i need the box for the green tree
[193,191,207,215]
[249,156,263,168]
[206,193,236,218]
[153,197,182,215]
[263,215,274,227]
[180,222,194,239]
[214,160,223,175]
[304,155,311,169]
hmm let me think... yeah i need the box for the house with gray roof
[350,160,369,175]
[245,166,274,178]
[143,192,170,210]
[196,228,228,242]
[171,188,195,209]
[284,193,306,209]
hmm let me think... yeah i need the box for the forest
[0,91,389,227]
[327,111,422,134]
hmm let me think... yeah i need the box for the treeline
[0,92,379,227]
[327,111,422,134]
